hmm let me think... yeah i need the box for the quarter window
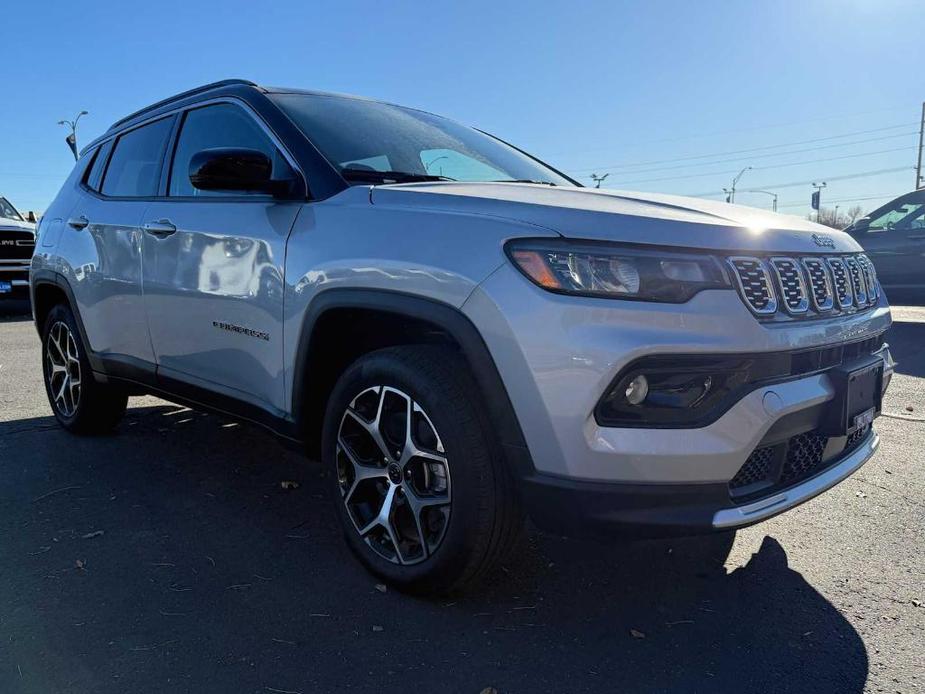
[101,117,174,197]
[169,103,291,197]
[84,140,113,192]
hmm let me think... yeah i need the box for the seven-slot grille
[728,257,777,315]
[769,258,808,314]
[728,253,877,318]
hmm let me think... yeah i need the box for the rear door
[141,101,302,413]
[61,116,175,371]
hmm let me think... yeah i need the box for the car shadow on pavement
[0,404,868,694]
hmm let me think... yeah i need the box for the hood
[0,218,36,234]
[369,183,860,254]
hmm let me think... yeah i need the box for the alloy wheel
[46,321,81,417]
[336,386,451,565]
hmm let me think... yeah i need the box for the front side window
[101,117,174,197]
[169,103,291,197]
[0,196,23,221]
[866,193,925,232]
[270,93,575,186]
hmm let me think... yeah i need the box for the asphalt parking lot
[1,300,923,694]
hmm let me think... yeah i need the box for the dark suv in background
[847,188,925,296]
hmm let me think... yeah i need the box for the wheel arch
[292,289,533,475]
[30,271,107,374]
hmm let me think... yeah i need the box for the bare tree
[808,207,851,229]
[845,205,864,224]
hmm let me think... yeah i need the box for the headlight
[506,239,730,302]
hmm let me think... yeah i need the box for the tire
[322,345,522,594]
[41,303,128,434]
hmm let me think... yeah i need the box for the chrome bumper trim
[712,431,879,529]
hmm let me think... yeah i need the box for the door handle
[67,215,89,230]
[143,220,177,238]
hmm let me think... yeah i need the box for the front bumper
[520,428,879,538]
[0,259,31,298]
[465,262,893,536]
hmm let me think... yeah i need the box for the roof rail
[109,79,259,130]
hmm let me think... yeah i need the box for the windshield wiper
[340,169,456,184]
[489,179,557,186]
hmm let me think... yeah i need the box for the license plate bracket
[822,356,883,437]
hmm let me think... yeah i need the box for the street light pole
[750,190,778,212]
[726,166,752,204]
[57,110,89,161]
[590,173,610,189]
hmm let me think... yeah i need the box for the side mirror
[26,211,37,223]
[189,148,291,196]
[849,217,871,234]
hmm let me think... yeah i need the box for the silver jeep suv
[32,80,894,593]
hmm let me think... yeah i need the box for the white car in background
[0,196,36,299]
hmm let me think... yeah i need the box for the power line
[609,146,914,187]
[545,102,917,158]
[688,166,913,197]
[569,122,917,174]
[574,130,918,178]
[775,193,897,210]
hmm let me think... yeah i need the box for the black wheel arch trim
[31,270,107,374]
[291,288,535,473]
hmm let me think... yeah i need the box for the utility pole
[723,166,752,204]
[590,173,609,189]
[751,190,778,212]
[834,205,840,228]
[57,110,88,161]
[916,101,924,190]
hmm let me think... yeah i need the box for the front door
[855,191,925,289]
[141,102,301,413]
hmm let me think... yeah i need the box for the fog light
[624,374,649,405]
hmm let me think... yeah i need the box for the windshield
[0,197,24,222]
[270,93,576,187]
[864,191,925,232]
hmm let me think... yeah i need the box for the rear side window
[168,103,291,197]
[84,140,113,192]
[101,117,174,197]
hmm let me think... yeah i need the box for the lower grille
[780,430,827,484]
[729,425,872,499]
[729,445,777,490]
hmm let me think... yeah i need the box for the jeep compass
[31,80,894,592]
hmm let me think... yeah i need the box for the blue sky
[3,0,923,217]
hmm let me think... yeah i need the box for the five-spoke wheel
[45,320,82,417]
[324,346,522,594]
[337,386,451,565]
[41,303,128,434]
